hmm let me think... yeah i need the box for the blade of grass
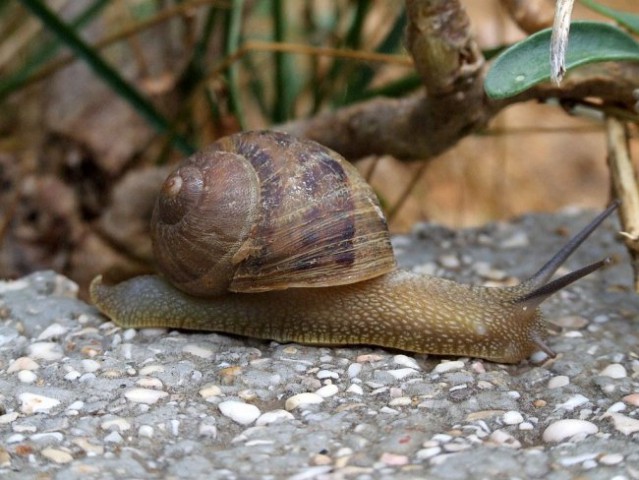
[341,8,407,105]
[18,0,194,155]
[272,0,294,122]
[224,0,246,129]
[580,0,639,34]
[0,0,110,102]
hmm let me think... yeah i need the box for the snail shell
[151,131,396,296]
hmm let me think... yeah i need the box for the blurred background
[0,0,637,291]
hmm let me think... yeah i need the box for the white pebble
[31,432,64,443]
[606,402,626,413]
[101,418,131,432]
[27,342,64,361]
[124,388,168,405]
[81,359,101,373]
[122,329,137,341]
[599,364,627,379]
[256,409,295,426]
[605,412,639,435]
[347,363,362,378]
[0,412,19,424]
[138,425,154,438]
[416,447,442,459]
[548,376,569,389]
[599,453,624,465]
[489,430,521,448]
[542,419,598,442]
[387,368,419,380]
[182,344,213,359]
[502,411,524,425]
[104,431,123,443]
[7,357,40,373]
[18,370,37,384]
[64,371,81,381]
[41,447,73,464]
[285,393,324,410]
[315,384,339,398]
[137,377,163,389]
[139,365,165,375]
[555,394,589,411]
[19,392,61,414]
[389,397,412,407]
[199,385,223,399]
[519,422,534,430]
[218,400,261,425]
[393,354,420,370]
[316,370,339,380]
[347,384,363,395]
[198,423,217,437]
[433,361,464,374]
[37,323,68,340]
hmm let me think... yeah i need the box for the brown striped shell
[151,130,396,297]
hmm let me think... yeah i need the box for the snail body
[90,131,616,363]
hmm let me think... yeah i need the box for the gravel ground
[0,208,638,480]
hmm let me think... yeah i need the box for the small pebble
[101,418,131,432]
[548,376,569,389]
[315,384,339,398]
[387,368,419,380]
[138,425,154,438]
[551,315,589,329]
[433,361,464,374]
[379,452,409,466]
[72,438,104,456]
[555,394,589,411]
[502,411,524,425]
[104,431,123,443]
[81,359,101,373]
[542,419,598,442]
[0,412,19,424]
[124,388,168,405]
[7,357,39,373]
[622,393,639,406]
[347,363,362,378]
[599,364,627,379]
[41,447,73,464]
[438,254,460,269]
[599,453,624,466]
[182,344,213,359]
[605,413,639,435]
[285,393,324,410]
[18,370,37,384]
[256,410,295,426]
[218,400,261,425]
[199,385,223,399]
[19,392,61,414]
[27,342,64,361]
[416,447,441,459]
[37,323,68,340]
[316,370,339,380]
[346,384,363,395]
[198,423,218,438]
[389,397,412,407]
[488,430,521,448]
[393,354,420,370]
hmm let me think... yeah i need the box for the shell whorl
[151,131,396,297]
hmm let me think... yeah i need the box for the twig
[605,115,639,292]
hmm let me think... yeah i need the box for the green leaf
[485,21,639,99]
[580,0,639,35]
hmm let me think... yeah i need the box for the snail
[90,130,617,363]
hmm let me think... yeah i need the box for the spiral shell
[151,130,396,297]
